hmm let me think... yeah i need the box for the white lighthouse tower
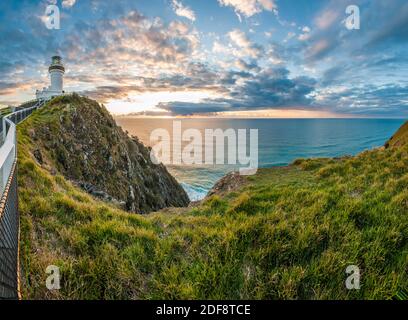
[36,56,65,101]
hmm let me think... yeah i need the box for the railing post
[0,166,3,195]
[2,118,5,141]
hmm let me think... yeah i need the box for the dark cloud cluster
[158,67,317,115]
[317,84,408,117]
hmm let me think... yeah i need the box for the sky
[0,0,407,117]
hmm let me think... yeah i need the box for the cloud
[116,65,317,116]
[0,79,44,101]
[0,4,204,105]
[298,26,311,41]
[366,2,408,47]
[158,101,231,115]
[229,29,251,47]
[230,68,316,108]
[218,0,276,18]
[172,0,196,21]
[62,0,77,8]
[315,9,339,30]
[264,42,287,65]
[212,41,230,54]
[0,62,17,74]
[1,0,407,117]
[320,66,344,86]
[302,0,408,67]
[235,59,260,72]
[314,84,408,116]
[58,10,200,76]
[212,30,263,68]
[79,62,225,103]
[228,29,262,58]
[306,39,335,61]
[158,67,317,115]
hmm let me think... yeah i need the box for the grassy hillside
[18,106,408,299]
[19,95,188,213]
[386,121,408,148]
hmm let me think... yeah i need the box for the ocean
[115,118,405,201]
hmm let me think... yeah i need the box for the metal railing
[0,162,18,299]
[0,99,45,299]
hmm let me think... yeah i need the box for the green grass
[17,106,408,299]
[0,106,12,117]
[386,121,408,148]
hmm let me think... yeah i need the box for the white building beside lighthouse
[36,56,65,100]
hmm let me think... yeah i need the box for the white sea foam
[180,182,209,201]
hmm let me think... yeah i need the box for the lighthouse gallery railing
[0,100,44,299]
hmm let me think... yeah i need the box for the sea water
[115,118,405,201]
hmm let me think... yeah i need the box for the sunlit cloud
[62,0,77,9]
[172,0,196,21]
[218,0,277,18]
[228,29,262,58]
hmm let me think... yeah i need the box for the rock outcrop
[27,94,189,213]
[206,171,246,198]
[385,121,408,148]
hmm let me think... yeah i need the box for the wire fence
[0,162,18,299]
[0,99,45,299]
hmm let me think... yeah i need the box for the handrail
[0,100,45,195]
[0,98,45,299]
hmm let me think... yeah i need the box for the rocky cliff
[26,94,189,213]
[385,121,408,148]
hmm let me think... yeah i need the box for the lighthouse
[36,56,65,100]
[49,56,64,93]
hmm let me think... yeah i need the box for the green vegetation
[0,106,11,117]
[18,101,408,299]
[19,94,188,213]
[386,121,408,148]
